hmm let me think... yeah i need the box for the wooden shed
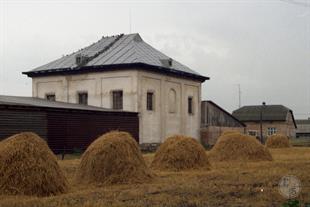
[201,100,246,146]
[0,95,139,153]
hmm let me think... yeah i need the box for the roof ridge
[238,104,288,108]
[89,34,135,65]
[75,34,124,68]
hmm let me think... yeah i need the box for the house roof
[204,100,246,127]
[232,104,297,128]
[23,33,209,82]
[0,95,135,114]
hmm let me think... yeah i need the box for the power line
[279,0,310,7]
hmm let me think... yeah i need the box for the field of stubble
[0,147,309,207]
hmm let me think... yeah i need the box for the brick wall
[244,120,296,139]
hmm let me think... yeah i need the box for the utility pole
[260,102,266,143]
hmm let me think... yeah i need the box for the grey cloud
[0,0,309,118]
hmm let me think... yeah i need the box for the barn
[0,95,139,153]
[200,100,246,146]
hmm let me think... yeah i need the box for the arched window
[169,89,176,113]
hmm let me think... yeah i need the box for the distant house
[22,33,209,146]
[296,118,310,139]
[232,105,297,139]
[201,101,246,145]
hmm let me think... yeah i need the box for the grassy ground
[1,148,310,207]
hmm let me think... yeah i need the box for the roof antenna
[129,8,132,34]
[235,84,242,108]
[238,84,241,108]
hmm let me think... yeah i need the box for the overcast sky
[0,0,309,118]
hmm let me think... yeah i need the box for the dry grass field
[0,147,309,207]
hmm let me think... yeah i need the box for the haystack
[266,134,291,148]
[221,130,240,136]
[151,135,211,171]
[209,132,273,162]
[0,132,68,196]
[76,131,152,185]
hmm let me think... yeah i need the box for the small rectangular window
[112,90,123,110]
[147,92,154,111]
[46,93,56,101]
[169,89,177,113]
[267,127,277,136]
[248,130,258,137]
[78,92,88,105]
[188,97,193,114]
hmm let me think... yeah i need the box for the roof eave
[289,110,298,129]
[0,103,138,115]
[22,63,210,82]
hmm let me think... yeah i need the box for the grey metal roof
[232,105,293,122]
[0,95,133,113]
[23,33,208,81]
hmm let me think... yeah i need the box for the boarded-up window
[78,92,88,105]
[169,89,176,113]
[112,90,123,110]
[188,97,193,114]
[45,93,56,101]
[147,92,154,111]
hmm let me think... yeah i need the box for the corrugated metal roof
[24,34,207,80]
[232,105,292,122]
[0,95,134,113]
[203,100,246,127]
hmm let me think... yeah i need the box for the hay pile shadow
[76,131,153,185]
[151,135,211,171]
[209,132,273,162]
[0,132,68,196]
[266,134,291,148]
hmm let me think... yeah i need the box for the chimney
[75,54,89,66]
[160,58,173,68]
[168,58,173,67]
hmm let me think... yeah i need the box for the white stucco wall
[32,70,138,111]
[138,71,201,143]
[32,69,202,144]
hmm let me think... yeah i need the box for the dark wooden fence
[0,105,139,153]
